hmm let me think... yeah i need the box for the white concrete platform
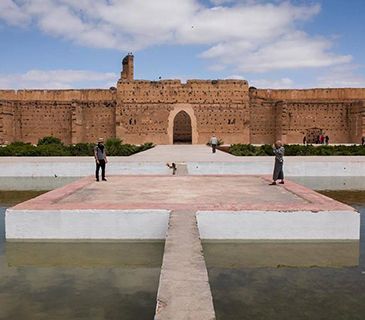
[5,176,360,240]
[6,209,170,240]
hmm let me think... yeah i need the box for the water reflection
[0,177,79,191]
[0,197,163,320]
[204,191,365,320]
[203,241,359,268]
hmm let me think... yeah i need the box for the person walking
[270,140,285,185]
[320,134,324,144]
[94,138,108,181]
[210,134,218,153]
[325,135,329,145]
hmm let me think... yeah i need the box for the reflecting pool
[203,191,365,320]
[0,192,163,320]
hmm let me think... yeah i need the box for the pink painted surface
[12,175,355,212]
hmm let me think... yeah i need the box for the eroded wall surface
[1,77,365,145]
[0,90,116,144]
[116,79,250,144]
[249,88,365,144]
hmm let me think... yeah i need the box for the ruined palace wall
[280,101,356,143]
[252,88,365,101]
[0,90,115,144]
[249,97,277,144]
[116,80,250,144]
[250,88,365,144]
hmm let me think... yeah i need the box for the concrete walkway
[155,210,215,320]
[129,144,237,162]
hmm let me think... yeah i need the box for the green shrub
[36,144,71,156]
[229,144,365,156]
[37,136,63,146]
[0,137,154,157]
[69,143,94,156]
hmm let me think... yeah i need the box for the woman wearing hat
[270,140,285,185]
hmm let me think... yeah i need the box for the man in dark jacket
[94,138,108,181]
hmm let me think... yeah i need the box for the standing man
[270,140,285,185]
[210,134,218,153]
[325,135,329,145]
[94,138,108,181]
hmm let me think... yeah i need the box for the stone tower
[120,53,134,81]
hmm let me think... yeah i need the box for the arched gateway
[167,105,198,144]
[173,111,192,144]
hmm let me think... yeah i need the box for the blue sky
[0,0,364,89]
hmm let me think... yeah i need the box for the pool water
[203,190,365,320]
[0,191,163,320]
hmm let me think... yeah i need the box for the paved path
[129,145,237,162]
[155,210,215,320]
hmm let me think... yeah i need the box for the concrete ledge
[0,157,169,177]
[196,211,360,240]
[2,155,365,178]
[5,209,170,240]
[189,157,365,176]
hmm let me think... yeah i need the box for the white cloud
[225,74,246,80]
[250,77,294,88]
[0,0,352,73]
[234,32,352,73]
[0,0,30,26]
[0,69,118,89]
[316,65,365,88]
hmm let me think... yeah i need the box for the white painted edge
[5,209,170,240]
[196,210,360,240]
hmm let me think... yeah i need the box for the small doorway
[173,111,192,144]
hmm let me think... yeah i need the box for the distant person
[210,134,218,153]
[316,135,320,144]
[94,138,108,181]
[325,135,329,145]
[166,162,177,175]
[303,136,307,145]
[362,137,365,145]
[320,134,324,144]
[270,140,285,185]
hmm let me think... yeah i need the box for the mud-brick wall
[250,88,365,144]
[18,101,73,144]
[348,101,365,143]
[0,89,116,144]
[282,102,354,143]
[116,79,250,144]
[249,96,277,144]
[74,101,116,143]
[116,103,173,144]
[193,103,250,144]
[251,88,365,101]
[0,100,18,144]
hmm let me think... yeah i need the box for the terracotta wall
[116,79,250,144]
[1,83,365,145]
[0,89,116,144]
